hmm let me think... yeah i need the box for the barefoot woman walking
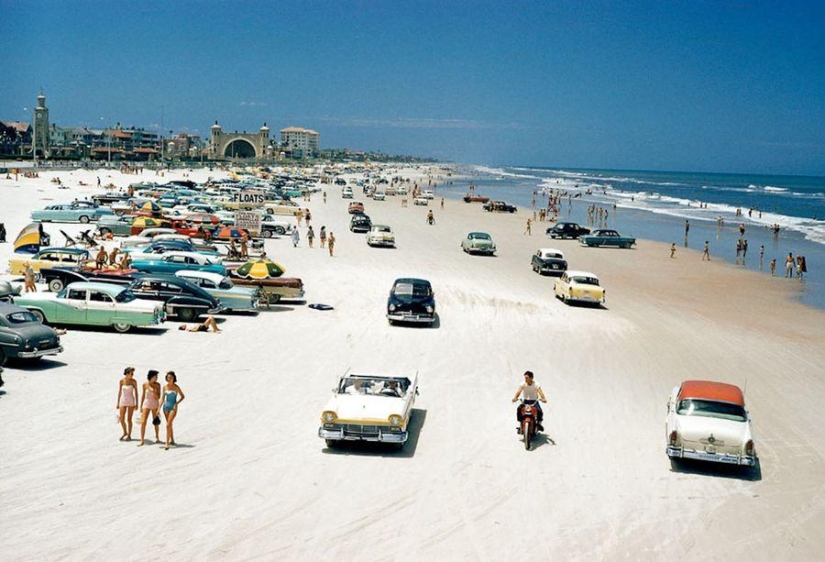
[138,370,161,446]
[161,371,185,450]
[117,367,139,441]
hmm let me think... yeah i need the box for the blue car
[31,202,113,224]
[130,252,227,276]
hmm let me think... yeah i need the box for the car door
[55,287,88,323]
[86,289,116,326]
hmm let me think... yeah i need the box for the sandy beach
[2,166,825,560]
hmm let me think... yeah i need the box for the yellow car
[9,248,91,275]
[554,270,605,306]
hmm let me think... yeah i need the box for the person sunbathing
[178,315,221,333]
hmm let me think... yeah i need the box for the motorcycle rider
[512,370,547,431]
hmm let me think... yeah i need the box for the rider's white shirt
[520,382,541,401]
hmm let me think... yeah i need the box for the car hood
[324,394,404,421]
[675,415,749,447]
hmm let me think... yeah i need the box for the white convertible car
[319,373,418,449]
[666,380,757,467]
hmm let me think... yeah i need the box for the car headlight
[425,305,434,313]
[389,414,402,426]
[388,304,396,312]
[322,411,337,423]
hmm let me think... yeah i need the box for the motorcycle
[517,399,541,450]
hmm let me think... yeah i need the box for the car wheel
[177,307,198,322]
[31,309,47,324]
[78,215,90,224]
[325,439,339,449]
[262,229,273,238]
[0,347,7,367]
[48,278,64,293]
[112,322,131,333]
[274,226,285,235]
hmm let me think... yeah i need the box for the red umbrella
[186,213,220,225]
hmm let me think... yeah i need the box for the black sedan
[483,201,518,213]
[0,302,63,366]
[126,275,222,321]
[386,278,436,326]
[350,213,373,233]
[546,222,591,239]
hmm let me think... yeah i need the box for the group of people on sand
[117,367,185,450]
[94,246,131,270]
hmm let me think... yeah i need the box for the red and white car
[666,380,757,467]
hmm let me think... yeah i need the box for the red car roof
[678,380,745,406]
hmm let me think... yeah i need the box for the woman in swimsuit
[117,367,139,441]
[161,371,185,450]
[138,370,161,446]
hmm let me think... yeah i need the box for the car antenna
[743,378,748,395]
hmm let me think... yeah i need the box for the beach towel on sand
[308,303,334,311]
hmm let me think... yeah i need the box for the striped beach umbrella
[13,223,46,253]
[213,226,247,240]
[131,216,164,228]
[234,259,285,279]
[186,213,220,225]
[140,200,163,213]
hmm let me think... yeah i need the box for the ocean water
[438,165,825,310]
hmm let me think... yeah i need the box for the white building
[280,126,320,158]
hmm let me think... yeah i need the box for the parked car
[318,372,419,449]
[120,228,180,249]
[13,282,166,333]
[348,201,365,214]
[386,278,436,325]
[129,252,227,276]
[0,302,63,365]
[126,241,223,262]
[461,232,496,255]
[349,214,373,233]
[260,214,293,237]
[373,190,386,201]
[175,271,259,312]
[128,274,222,321]
[366,225,395,247]
[483,201,517,213]
[396,185,408,195]
[97,214,170,237]
[547,222,591,239]
[0,280,22,303]
[38,267,137,293]
[31,202,113,223]
[531,248,567,275]
[666,380,757,467]
[262,200,301,216]
[553,270,605,305]
[579,229,636,249]
[9,247,90,275]
[413,197,429,206]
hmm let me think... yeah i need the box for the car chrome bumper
[667,446,756,466]
[318,427,408,443]
[16,345,64,359]
[207,306,224,314]
[387,313,434,323]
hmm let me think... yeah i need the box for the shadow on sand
[669,458,762,481]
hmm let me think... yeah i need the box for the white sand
[1,166,824,560]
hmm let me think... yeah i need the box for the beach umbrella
[213,226,247,240]
[187,213,220,225]
[13,222,47,253]
[140,200,163,213]
[235,259,285,279]
[131,216,164,228]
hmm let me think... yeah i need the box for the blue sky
[3,1,824,175]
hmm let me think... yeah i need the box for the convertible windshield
[571,276,600,286]
[338,377,409,396]
[6,311,38,324]
[677,399,747,422]
[393,283,431,297]
[115,290,137,303]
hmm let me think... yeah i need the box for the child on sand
[319,226,327,248]
[770,258,776,276]
[670,243,676,258]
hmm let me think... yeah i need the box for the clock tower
[32,92,50,159]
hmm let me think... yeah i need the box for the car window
[394,283,431,297]
[571,276,599,286]
[67,288,87,300]
[89,290,114,303]
[39,253,57,261]
[114,290,136,303]
[158,283,182,294]
[5,311,38,324]
[676,399,747,422]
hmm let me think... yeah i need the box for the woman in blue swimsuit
[161,371,185,450]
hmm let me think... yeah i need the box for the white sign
[232,190,265,205]
[235,211,262,236]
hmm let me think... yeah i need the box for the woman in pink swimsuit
[138,370,161,446]
[117,367,138,441]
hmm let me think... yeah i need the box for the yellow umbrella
[235,259,285,279]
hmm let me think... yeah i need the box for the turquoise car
[130,252,227,276]
[31,202,113,223]
[12,282,166,333]
[175,271,259,311]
